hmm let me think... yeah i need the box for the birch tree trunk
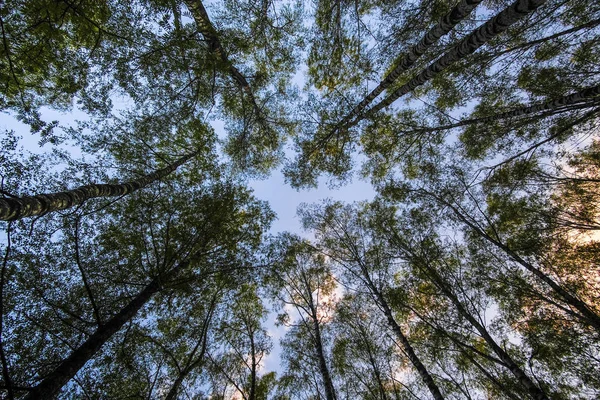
[309,304,337,400]
[249,334,257,400]
[22,254,196,399]
[357,0,547,125]
[361,272,445,400]
[183,0,267,128]
[0,150,200,221]
[336,0,483,130]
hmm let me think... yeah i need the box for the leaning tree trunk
[462,345,522,400]
[335,0,483,130]
[427,191,600,332]
[355,0,547,125]
[360,331,390,400]
[23,259,190,400]
[404,84,600,135]
[183,0,268,129]
[0,150,200,221]
[360,271,445,400]
[416,256,549,400]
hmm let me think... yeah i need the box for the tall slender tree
[207,284,272,400]
[0,148,200,221]
[334,0,483,131]
[360,0,547,122]
[300,203,446,400]
[381,213,549,400]
[409,185,600,333]
[2,0,600,398]
[267,235,338,400]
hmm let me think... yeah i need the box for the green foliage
[517,66,569,97]
[2,0,600,398]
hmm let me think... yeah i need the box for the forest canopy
[0,0,599,398]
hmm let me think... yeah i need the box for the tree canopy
[0,0,599,398]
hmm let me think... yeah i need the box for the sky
[250,170,375,235]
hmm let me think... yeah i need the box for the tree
[332,293,407,400]
[207,284,272,400]
[287,0,550,188]
[378,206,549,399]
[300,202,446,400]
[266,235,338,400]
[380,84,600,138]
[2,0,600,398]
[362,0,547,119]
[333,0,484,131]
[182,0,292,174]
[0,0,114,135]
[403,182,600,333]
[0,147,200,221]
[1,174,273,398]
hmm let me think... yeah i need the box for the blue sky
[250,170,375,235]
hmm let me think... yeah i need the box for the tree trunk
[404,84,600,135]
[164,371,188,400]
[357,0,546,124]
[361,272,445,400]
[479,17,600,61]
[465,351,521,400]
[0,150,199,221]
[307,299,337,400]
[24,280,161,399]
[183,0,267,129]
[249,333,257,400]
[363,338,390,400]
[427,191,600,332]
[24,260,189,400]
[312,317,337,400]
[419,258,549,400]
[336,0,482,130]
[164,294,215,400]
[374,289,444,400]
[163,348,207,400]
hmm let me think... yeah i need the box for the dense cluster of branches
[0,0,599,398]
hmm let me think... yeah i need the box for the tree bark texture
[0,150,199,221]
[311,310,337,400]
[357,0,547,124]
[24,278,162,399]
[337,0,483,130]
[302,270,337,400]
[374,289,445,400]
